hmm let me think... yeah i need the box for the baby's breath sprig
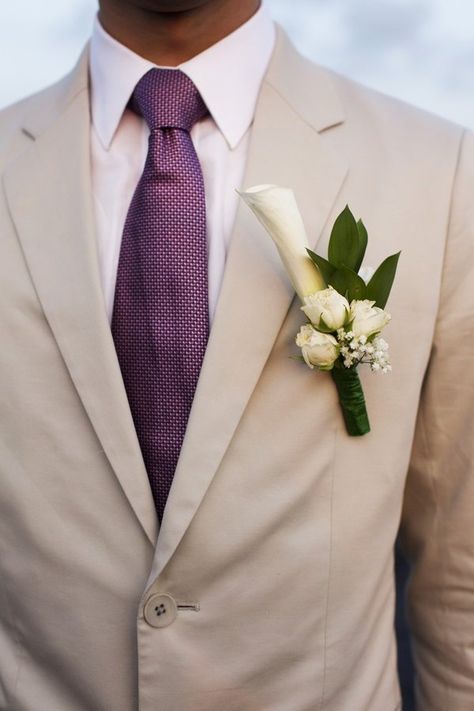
[336,329,392,373]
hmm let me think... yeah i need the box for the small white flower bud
[301,286,349,331]
[350,300,391,338]
[296,324,340,370]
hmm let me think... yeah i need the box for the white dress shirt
[89,5,275,324]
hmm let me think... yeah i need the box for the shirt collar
[89,4,275,151]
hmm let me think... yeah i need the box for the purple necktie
[111,69,209,522]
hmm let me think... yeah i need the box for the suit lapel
[152,28,348,577]
[3,50,158,547]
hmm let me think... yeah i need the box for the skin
[98,0,261,66]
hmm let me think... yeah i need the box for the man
[0,0,473,709]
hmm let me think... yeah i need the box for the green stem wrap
[331,364,370,436]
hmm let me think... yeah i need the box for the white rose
[238,184,325,300]
[301,286,349,330]
[350,299,391,338]
[358,265,375,284]
[296,325,339,370]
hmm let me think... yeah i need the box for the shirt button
[143,593,178,628]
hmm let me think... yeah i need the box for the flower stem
[331,364,370,436]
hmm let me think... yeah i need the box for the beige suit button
[143,593,177,628]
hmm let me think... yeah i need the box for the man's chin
[126,0,217,12]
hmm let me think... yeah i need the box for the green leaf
[366,252,401,309]
[329,266,367,302]
[316,315,336,334]
[355,219,368,273]
[328,206,361,271]
[318,363,336,372]
[306,249,334,286]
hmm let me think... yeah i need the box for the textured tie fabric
[111,69,209,522]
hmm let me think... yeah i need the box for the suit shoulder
[0,80,62,167]
[268,33,465,164]
[0,50,88,167]
[319,63,464,147]
[0,89,47,140]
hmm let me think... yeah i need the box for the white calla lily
[238,184,325,300]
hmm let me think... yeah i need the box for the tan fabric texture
[0,27,473,711]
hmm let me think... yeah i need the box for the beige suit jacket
[1,27,473,711]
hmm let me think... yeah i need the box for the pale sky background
[1,0,474,128]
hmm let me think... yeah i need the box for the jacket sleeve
[400,128,474,710]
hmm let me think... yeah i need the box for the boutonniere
[238,185,400,436]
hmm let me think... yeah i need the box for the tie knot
[131,68,208,132]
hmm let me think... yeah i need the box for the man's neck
[98,0,261,66]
